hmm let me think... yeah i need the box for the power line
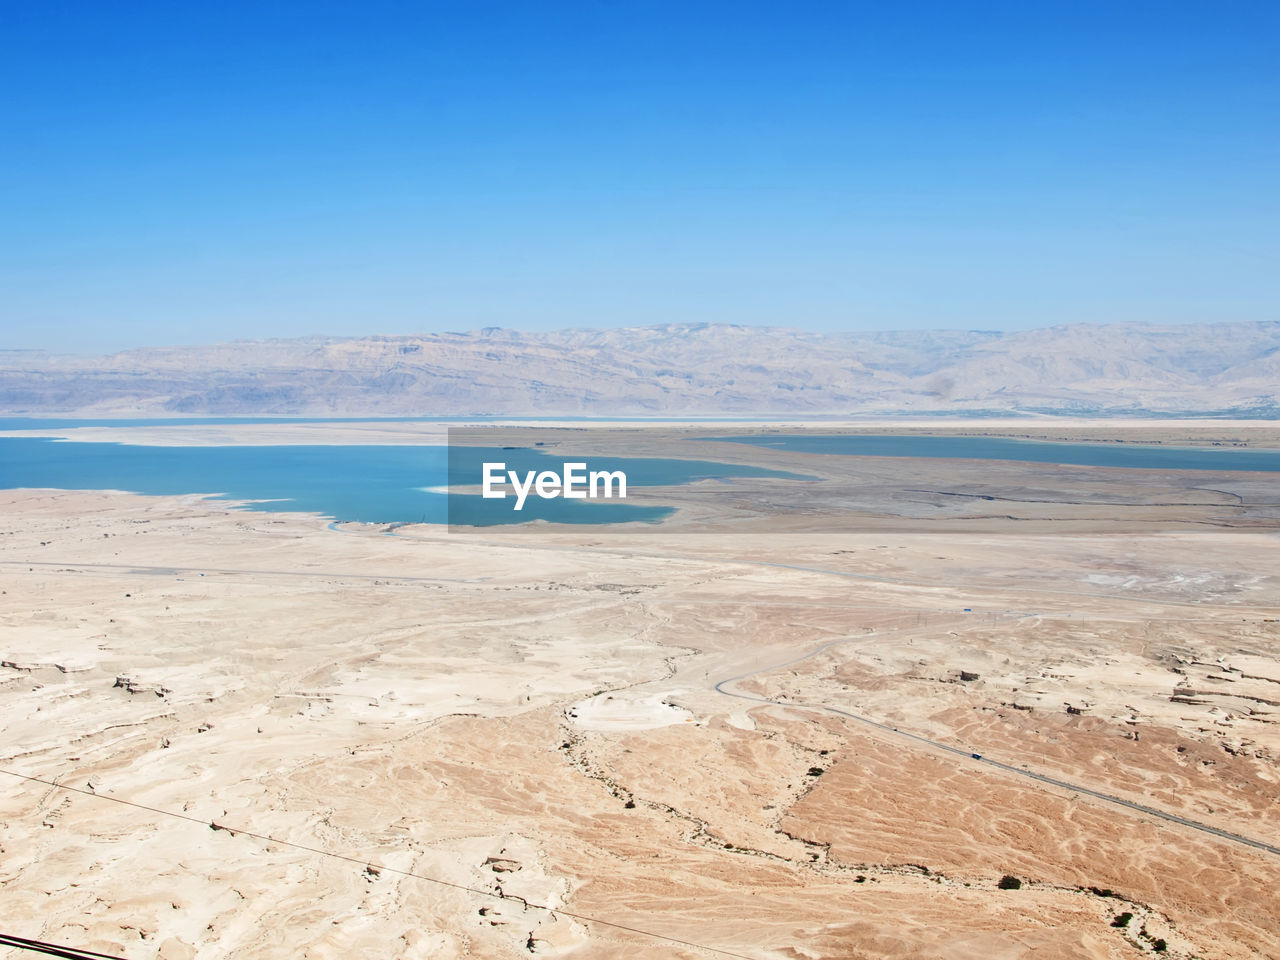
[0,768,759,960]
[0,932,126,960]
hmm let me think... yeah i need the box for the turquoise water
[0,416,447,429]
[716,434,1280,473]
[0,438,801,525]
[4,432,1279,527]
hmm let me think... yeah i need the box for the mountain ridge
[2,320,1277,417]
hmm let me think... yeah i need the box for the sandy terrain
[1,427,1278,959]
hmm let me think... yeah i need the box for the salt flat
[1,424,1278,959]
[3,416,1280,448]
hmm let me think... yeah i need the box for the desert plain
[1,421,1278,960]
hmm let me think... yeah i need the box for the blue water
[0,416,779,430]
[0,438,802,526]
[715,434,1280,473]
[5,432,1278,527]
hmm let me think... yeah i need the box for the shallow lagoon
[3,430,1279,526]
[717,434,1280,473]
[0,438,799,525]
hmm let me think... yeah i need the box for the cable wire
[0,932,126,960]
[0,768,759,960]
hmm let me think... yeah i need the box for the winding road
[712,630,1280,861]
[8,536,1278,861]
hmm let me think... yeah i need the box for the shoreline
[2,415,1280,447]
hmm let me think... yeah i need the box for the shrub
[997,875,1022,890]
[1111,912,1133,928]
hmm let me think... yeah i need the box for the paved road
[447,535,1280,611]
[453,536,1280,858]
[714,662,1280,861]
[0,559,483,585]
[9,551,1278,859]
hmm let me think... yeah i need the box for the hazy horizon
[6,316,1280,359]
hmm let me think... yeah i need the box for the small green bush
[997,875,1022,890]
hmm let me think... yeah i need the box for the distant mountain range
[2,321,1278,417]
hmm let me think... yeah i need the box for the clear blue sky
[3,1,1277,352]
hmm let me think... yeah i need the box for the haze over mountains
[2,321,1277,417]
